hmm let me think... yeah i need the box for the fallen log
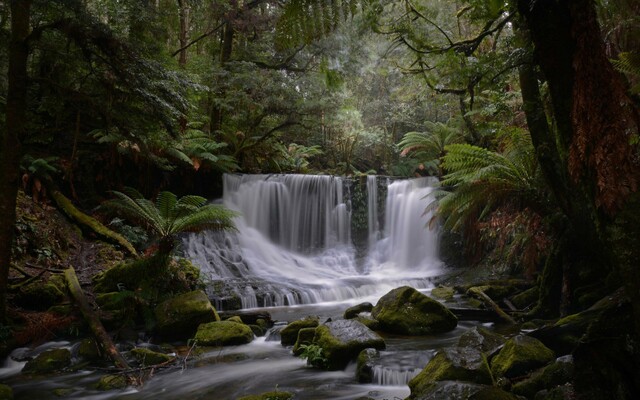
[467,286,517,324]
[64,267,130,369]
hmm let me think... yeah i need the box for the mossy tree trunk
[0,0,31,323]
[516,0,640,320]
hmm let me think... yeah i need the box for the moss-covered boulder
[371,286,457,335]
[154,290,220,339]
[407,380,520,400]
[226,316,244,324]
[95,291,139,327]
[0,384,13,400]
[280,316,319,346]
[194,320,254,346]
[130,348,175,366]
[14,281,65,310]
[95,374,129,391]
[248,324,264,337]
[512,355,574,398]
[510,286,539,310]
[431,286,456,300]
[354,314,380,331]
[312,319,386,370]
[356,348,380,383]
[458,326,505,354]
[491,335,555,378]
[408,346,492,397]
[93,257,161,293]
[292,327,317,356]
[76,339,102,361]
[236,391,293,400]
[22,348,71,375]
[344,302,374,319]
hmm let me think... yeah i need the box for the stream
[2,175,496,399]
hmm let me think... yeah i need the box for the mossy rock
[292,327,317,356]
[354,315,380,331]
[0,384,13,400]
[95,374,129,391]
[14,281,65,311]
[491,335,555,378]
[407,380,519,400]
[226,316,244,324]
[93,257,162,293]
[76,339,102,361]
[22,348,71,375]
[95,291,139,326]
[356,348,379,383]
[47,304,73,316]
[312,319,385,370]
[408,346,492,397]
[154,290,220,339]
[431,286,455,300]
[248,324,264,337]
[458,326,505,354]
[512,355,574,398]
[236,391,293,400]
[511,286,540,310]
[194,320,254,346]
[280,317,319,346]
[371,286,457,335]
[344,302,374,319]
[534,384,575,400]
[130,348,175,366]
[175,257,201,287]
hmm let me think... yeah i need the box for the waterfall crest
[183,174,442,309]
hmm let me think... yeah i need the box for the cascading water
[183,174,442,310]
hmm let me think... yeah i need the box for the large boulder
[408,381,520,400]
[491,335,555,378]
[512,355,574,398]
[408,346,492,397]
[280,316,319,346]
[154,290,220,339]
[458,326,505,355]
[22,348,71,375]
[312,319,385,370]
[130,348,175,366]
[371,286,457,335]
[356,348,380,383]
[194,320,254,346]
[14,280,66,310]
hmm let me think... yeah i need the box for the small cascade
[183,174,442,310]
[372,366,422,386]
[370,350,434,386]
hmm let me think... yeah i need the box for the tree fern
[399,121,464,176]
[103,189,237,255]
[611,52,640,93]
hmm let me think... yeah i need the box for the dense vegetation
[1,0,639,397]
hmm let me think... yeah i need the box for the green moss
[312,320,385,370]
[226,316,244,324]
[457,326,505,354]
[155,290,220,339]
[490,335,555,378]
[511,286,539,309]
[130,348,174,366]
[15,281,65,310]
[194,320,254,346]
[95,374,128,391]
[371,286,457,335]
[249,324,264,336]
[512,358,574,398]
[77,339,102,361]
[22,348,72,375]
[280,317,319,346]
[292,327,317,356]
[236,391,293,400]
[356,348,379,383]
[0,384,13,400]
[431,286,455,300]
[51,190,137,257]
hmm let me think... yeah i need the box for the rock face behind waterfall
[312,319,385,370]
[372,286,457,335]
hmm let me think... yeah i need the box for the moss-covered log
[51,190,137,257]
[64,267,130,369]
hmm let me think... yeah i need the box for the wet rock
[280,316,319,346]
[95,374,128,391]
[356,348,380,383]
[218,311,273,327]
[14,281,65,311]
[95,291,138,327]
[534,383,575,400]
[408,380,520,400]
[512,355,574,398]
[226,316,244,324]
[236,391,293,400]
[154,290,220,339]
[408,346,492,396]
[22,348,72,375]
[248,324,264,337]
[344,302,374,319]
[510,286,539,310]
[312,319,385,370]
[292,327,317,356]
[371,286,457,335]
[354,314,380,331]
[130,348,175,366]
[430,286,455,300]
[458,326,505,354]
[76,339,102,361]
[0,384,13,400]
[194,320,254,346]
[491,335,555,378]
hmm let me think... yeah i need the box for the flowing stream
[2,174,491,400]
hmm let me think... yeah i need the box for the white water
[183,174,442,310]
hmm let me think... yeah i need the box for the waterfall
[183,174,442,310]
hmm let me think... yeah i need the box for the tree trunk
[177,0,189,67]
[0,0,31,323]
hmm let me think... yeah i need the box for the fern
[611,52,640,93]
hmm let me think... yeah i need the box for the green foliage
[399,120,465,175]
[611,52,640,93]
[107,217,149,250]
[298,344,328,368]
[102,188,237,254]
[20,155,60,183]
